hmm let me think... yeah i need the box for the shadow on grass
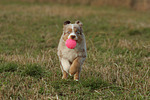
[49,76,113,99]
[51,76,109,93]
[0,62,18,73]
[80,77,109,91]
[51,76,126,99]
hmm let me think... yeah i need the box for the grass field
[0,1,150,99]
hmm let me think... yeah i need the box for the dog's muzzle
[68,33,78,40]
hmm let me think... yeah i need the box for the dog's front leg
[69,57,85,81]
[60,58,71,79]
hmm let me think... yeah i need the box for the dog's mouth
[70,39,78,42]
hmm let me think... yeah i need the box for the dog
[57,20,87,81]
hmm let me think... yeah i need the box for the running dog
[57,20,87,81]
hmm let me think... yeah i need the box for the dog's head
[62,20,83,43]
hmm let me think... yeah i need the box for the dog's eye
[67,31,71,34]
[76,31,80,34]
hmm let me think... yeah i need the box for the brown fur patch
[76,34,83,43]
[69,57,81,76]
[74,28,78,32]
[68,28,72,33]
[63,33,70,41]
[74,71,80,80]
[74,26,83,43]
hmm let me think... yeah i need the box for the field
[0,1,150,99]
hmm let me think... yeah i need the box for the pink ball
[65,39,77,49]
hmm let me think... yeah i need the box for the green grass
[0,0,150,99]
[21,64,45,78]
[0,62,18,73]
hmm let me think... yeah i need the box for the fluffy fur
[57,20,87,81]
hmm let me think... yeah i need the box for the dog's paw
[69,73,73,76]
[74,79,79,81]
[62,76,67,79]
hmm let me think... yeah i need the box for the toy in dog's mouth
[65,39,77,49]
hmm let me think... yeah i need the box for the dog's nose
[71,35,76,39]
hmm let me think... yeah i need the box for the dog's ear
[64,20,71,25]
[75,20,83,27]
